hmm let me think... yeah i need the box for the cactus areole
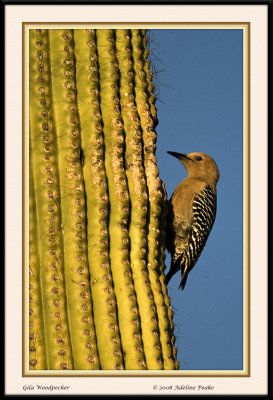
[28,28,178,371]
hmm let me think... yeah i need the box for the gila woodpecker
[165,151,220,290]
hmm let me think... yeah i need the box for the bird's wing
[180,185,217,288]
[165,208,193,285]
[165,195,174,254]
[166,185,216,289]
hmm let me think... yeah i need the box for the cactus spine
[29,28,178,370]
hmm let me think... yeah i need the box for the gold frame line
[23,22,250,377]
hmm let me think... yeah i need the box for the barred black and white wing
[166,185,217,289]
[181,185,217,288]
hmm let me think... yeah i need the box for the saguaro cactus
[29,28,178,370]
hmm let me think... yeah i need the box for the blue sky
[150,29,243,370]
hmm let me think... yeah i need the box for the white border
[5,4,267,396]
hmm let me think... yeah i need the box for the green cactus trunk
[29,28,178,370]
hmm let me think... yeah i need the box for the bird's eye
[195,156,203,161]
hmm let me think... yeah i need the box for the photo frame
[4,2,268,396]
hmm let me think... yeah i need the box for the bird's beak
[167,151,190,161]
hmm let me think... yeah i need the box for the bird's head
[167,151,220,190]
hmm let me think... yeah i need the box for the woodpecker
[165,151,220,290]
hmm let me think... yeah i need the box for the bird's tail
[165,258,188,290]
[165,270,173,285]
[179,271,188,290]
[165,260,181,286]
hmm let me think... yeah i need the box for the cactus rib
[115,29,165,370]
[95,29,148,370]
[74,29,126,370]
[131,29,178,369]
[29,29,73,370]
[48,29,100,369]
[29,159,47,369]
